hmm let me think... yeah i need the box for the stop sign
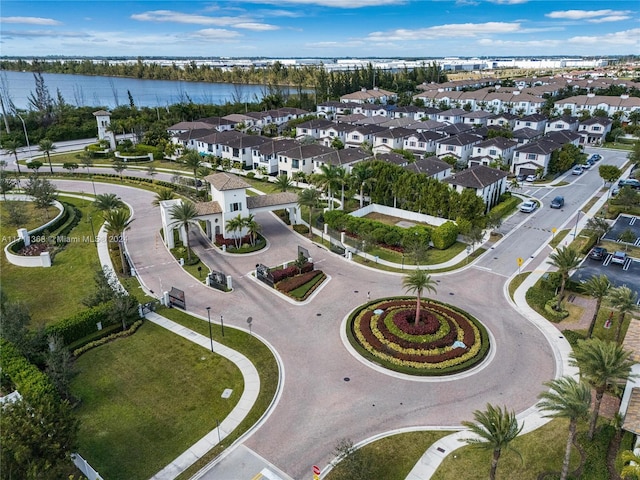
[312,465,320,475]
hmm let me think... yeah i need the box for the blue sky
[1,0,638,58]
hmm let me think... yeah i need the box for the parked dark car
[618,178,640,190]
[588,246,607,261]
[550,196,564,208]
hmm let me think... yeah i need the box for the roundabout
[347,297,490,376]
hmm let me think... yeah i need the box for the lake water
[1,70,296,110]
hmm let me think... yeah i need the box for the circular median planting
[347,297,490,376]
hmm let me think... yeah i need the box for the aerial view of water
[1,70,295,110]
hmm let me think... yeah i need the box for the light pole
[573,211,581,239]
[220,314,225,337]
[16,113,32,162]
[206,307,213,352]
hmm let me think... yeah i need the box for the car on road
[588,154,601,162]
[572,165,583,175]
[588,246,607,261]
[525,174,537,182]
[582,161,593,170]
[519,200,537,213]
[550,196,565,208]
[611,251,627,265]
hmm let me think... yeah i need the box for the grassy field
[0,195,101,325]
[71,320,244,480]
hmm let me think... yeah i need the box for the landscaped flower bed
[347,297,490,376]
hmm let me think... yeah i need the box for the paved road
[45,146,628,480]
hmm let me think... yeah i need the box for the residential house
[372,127,415,154]
[403,131,446,159]
[195,130,246,157]
[313,148,372,173]
[514,113,548,133]
[295,118,335,140]
[512,127,544,146]
[252,138,300,174]
[340,87,397,104]
[544,115,579,134]
[437,123,474,137]
[375,152,410,167]
[344,124,386,149]
[469,137,518,168]
[356,103,392,118]
[406,120,447,132]
[578,117,613,145]
[461,110,493,127]
[435,132,484,165]
[219,134,271,168]
[443,165,509,212]
[278,144,335,176]
[167,121,219,137]
[512,138,560,177]
[404,156,452,181]
[554,94,640,120]
[436,108,467,124]
[487,112,518,129]
[319,122,355,148]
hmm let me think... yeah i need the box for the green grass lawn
[0,196,101,325]
[71,320,244,480]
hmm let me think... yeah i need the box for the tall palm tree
[244,213,261,246]
[580,274,611,339]
[102,208,131,274]
[547,246,581,310]
[3,139,22,174]
[350,162,375,208]
[570,338,635,440]
[297,188,321,238]
[608,286,639,344]
[275,174,293,192]
[225,214,245,249]
[292,171,306,188]
[537,376,591,480]
[93,193,125,211]
[169,201,200,262]
[182,150,202,192]
[38,138,56,174]
[402,269,437,323]
[460,403,523,480]
[152,188,175,206]
[316,163,340,210]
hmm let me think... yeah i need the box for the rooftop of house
[204,172,251,191]
[443,164,508,189]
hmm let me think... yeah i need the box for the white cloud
[2,16,62,26]
[477,38,560,48]
[546,10,632,20]
[131,9,278,30]
[1,29,83,38]
[368,22,522,41]
[191,29,243,40]
[306,40,365,48]
[488,0,530,4]
[588,15,632,24]
[567,28,640,46]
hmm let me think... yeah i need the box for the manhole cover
[344,377,350,382]
[316,313,322,316]
[221,389,233,399]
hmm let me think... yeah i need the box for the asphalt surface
[11,144,631,480]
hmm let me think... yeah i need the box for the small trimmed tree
[402,269,437,323]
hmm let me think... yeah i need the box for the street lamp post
[16,113,32,162]
[206,307,213,352]
[220,314,225,337]
[573,211,581,239]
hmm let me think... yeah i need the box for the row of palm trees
[548,246,638,343]
[464,337,635,480]
[3,137,57,175]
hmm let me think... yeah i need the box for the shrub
[488,196,520,219]
[0,339,57,401]
[277,270,323,293]
[45,302,117,346]
[431,221,458,250]
[544,298,570,322]
[562,329,586,347]
[271,262,313,283]
[73,320,143,357]
[293,224,308,234]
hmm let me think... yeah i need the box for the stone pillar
[40,251,52,267]
[17,228,30,247]
[341,231,346,245]
[226,275,233,290]
[323,223,328,235]
[165,226,175,249]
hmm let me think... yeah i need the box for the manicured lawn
[71,320,244,480]
[327,431,451,480]
[0,196,101,325]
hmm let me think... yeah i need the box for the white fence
[349,203,449,227]
[72,453,103,480]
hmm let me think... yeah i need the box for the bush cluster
[45,302,118,346]
[271,262,313,283]
[488,195,520,218]
[431,221,459,250]
[277,269,323,293]
[0,339,57,401]
[73,320,144,357]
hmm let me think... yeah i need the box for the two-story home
[340,87,397,104]
[403,130,447,159]
[344,124,386,149]
[468,137,518,168]
[436,108,467,125]
[404,156,452,181]
[435,132,484,166]
[512,127,544,146]
[372,127,415,154]
[295,119,335,140]
[486,112,518,129]
[356,103,392,118]
[443,165,508,213]
[514,113,548,133]
[194,130,246,157]
[219,134,272,168]
[278,144,335,176]
[461,110,493,127]
[313,148,371,173]
[512,138,560,177]
[578,117,613,145]
[544,115,580,134]
[319,122,355,147]
[252,138,300,174]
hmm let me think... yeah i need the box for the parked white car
[519,200,537,213]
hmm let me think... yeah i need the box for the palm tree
[2,139,22,174]
[335,166,348,210]
[460,403,523,480]
[225,214,245,249]
[547,246,581,310]
[244,213,261,246]
[316,163,341,210]
[608,286,639,344]
[275,174,293,192]
[581,274,611,339]
[402,269,437,323]
[93,193,125,211]
[152,188,175,206]
[621,449,640,478]
[570,338,635,440]
[350,162,375,208]
[293,171,306,188]
[102,208,131,274]
[297,188,321,238]
[182,150,202,192]
[169,201,200,262]
[537,376,591,480]
[38,138,56,174]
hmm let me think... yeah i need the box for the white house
[443,165,509,213]
[372,127,414,154]
[578,117,613,145]
[469,137,518,168]
[277,144,335,176]
[544,115,579,134]
[435,132,484,165]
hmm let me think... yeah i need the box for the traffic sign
[517,257,523,267]
[552,228,557,234]
[312,465,321,475]
[313,476,320,480]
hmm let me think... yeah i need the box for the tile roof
[247,192,299,209]
[404,156,451,176]
[195,201,222,215]
[443,164,508,189]
[623,388,640,435]
[204,172,251,191]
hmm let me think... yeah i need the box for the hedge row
[277,269,323,293]
[488,195,520,219]
[272,262,313,283]
[8,201,76,254]
[73,320,144,357]
[431,221,459,250]
[0,339,57,401]
[44,302,118,346]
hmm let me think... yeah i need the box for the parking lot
[572,214,640,299]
